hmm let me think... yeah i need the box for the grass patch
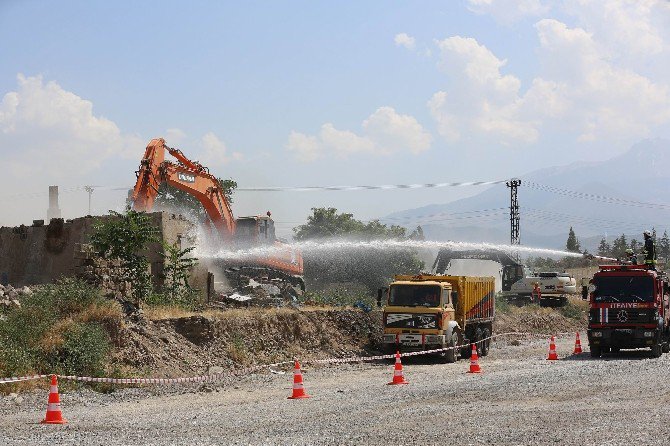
[299,285,375,310]
[0,278,121,383]
[495,293,512,314]
[559,298,588,320]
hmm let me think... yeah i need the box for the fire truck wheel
[481,328,491,356]
[590,346,601,358]
[651,342,662,358]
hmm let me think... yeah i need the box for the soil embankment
[114,299,587,377]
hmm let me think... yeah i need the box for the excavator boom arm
[131,138,236,238]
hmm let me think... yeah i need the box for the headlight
[644,331,655,338]
[592,331,602,338]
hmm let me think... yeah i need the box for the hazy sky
[1,1,670,236]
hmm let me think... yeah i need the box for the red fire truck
[587,264,670,358]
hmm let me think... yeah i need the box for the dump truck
[378,274,495,362]
[587,264,670,358]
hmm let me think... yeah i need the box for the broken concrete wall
[0,212,209,300]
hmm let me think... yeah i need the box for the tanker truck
[378,274,495,363]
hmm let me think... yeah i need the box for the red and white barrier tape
[0,332,577,385]
[309,331,565,364]
[0,374,49,384]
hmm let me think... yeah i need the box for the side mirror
[377,289,383,307]
[451,291,459,308]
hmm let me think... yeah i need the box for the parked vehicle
[378,274,495,362]
[587,264,670,358]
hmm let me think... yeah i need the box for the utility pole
[84,186,94,215]
[506,179,521,255]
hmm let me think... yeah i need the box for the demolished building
[0,212,212,300]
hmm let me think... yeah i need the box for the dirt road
[3,337,670,445]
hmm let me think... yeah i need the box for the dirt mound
[111,299,587,378]
[494,297,588,335]
[113,308,383,377]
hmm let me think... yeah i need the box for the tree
[409,226,425,241]
[294,208,424,293]
[611,234,628,259]
[566,227,581,253]
[161,242,198,304]
[90,208,159,306]
[597,238,611,257]
[294,208,366,240]
[629,238,641,254]
[154,178,237,223]
[660,231,670,264]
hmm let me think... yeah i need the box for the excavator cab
[234,216,277,247]
[502,264,525,291]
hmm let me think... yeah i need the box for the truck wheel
[662,342,670,354]
[461,343,472,359]
[443,333,458,363]
[481,328,491,356]
[651,342,662,358]
[590,346,601,358]
[474,328,484,356]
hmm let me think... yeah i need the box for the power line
[525,181,670,211]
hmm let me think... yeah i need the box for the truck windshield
[593,276,654,303]
[389,285,442,307]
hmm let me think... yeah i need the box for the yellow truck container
[380,274,495,362]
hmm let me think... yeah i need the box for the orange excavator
[131,138,304,292]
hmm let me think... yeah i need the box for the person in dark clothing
[625,248,638,265]
[643,230,657,270]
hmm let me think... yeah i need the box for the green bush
[49,323,110,377]
[0,279,114,378]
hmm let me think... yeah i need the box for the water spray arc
[199,239,617,263]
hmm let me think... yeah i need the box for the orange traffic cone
[387,351,409,385]
[41,375,67,424]
[288,361,311,399]
[467,343,482,374]
[573,332,583,354]
[547,336,559,360]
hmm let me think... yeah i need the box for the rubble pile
[74,243,133,300]
[0,284,32,309]
[215,276,300,308]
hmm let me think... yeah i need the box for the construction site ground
[3,336,670,446]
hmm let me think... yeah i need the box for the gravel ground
[2,336,669,446]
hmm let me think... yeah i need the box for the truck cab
[587,265,670,358]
